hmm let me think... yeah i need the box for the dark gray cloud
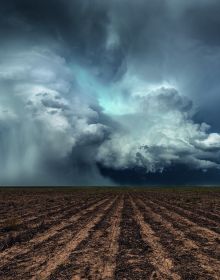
[1,0,220,185]
[183,1,220,46]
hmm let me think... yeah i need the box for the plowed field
[0,188,220,279]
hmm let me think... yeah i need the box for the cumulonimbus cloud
[1,0,220,185]
[97,87,220,172]
[1,47,220,185]
[0,49,112,185]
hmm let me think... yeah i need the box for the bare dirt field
[0,187,220,280]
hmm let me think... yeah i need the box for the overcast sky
[1,0,220,185]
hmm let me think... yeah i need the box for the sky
[1,0,220,185]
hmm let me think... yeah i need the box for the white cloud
[195,133,220,150]
[1,47,220,184]
[97,87,220,172]
[0,48,110,184]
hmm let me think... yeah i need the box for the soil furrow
[147,198,220,260]
[31,197,117,280]
[1,188,219,280]
[0,195,104,239]
[114,195,155,280]
[101,196,124,279]
[130,196,181,280]
[157,198,220,224]
[48,195,122,280]
[0,197,109,271]
[137,197,220,279]
[0,195,106,253]
[154,198,220,234]
[148,197,220,239]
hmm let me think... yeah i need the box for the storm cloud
[1,0,220,185]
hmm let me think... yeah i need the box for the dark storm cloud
[1,1,220,53]
[99,164,220,186]
[1,0,220,185]
[1,0,220,85]
[0,0,106,42]
[183,1,220,46]
[0,0,126,82]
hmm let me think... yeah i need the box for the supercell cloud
[1,0,220,185]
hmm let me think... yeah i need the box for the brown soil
[0,188,220,280]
